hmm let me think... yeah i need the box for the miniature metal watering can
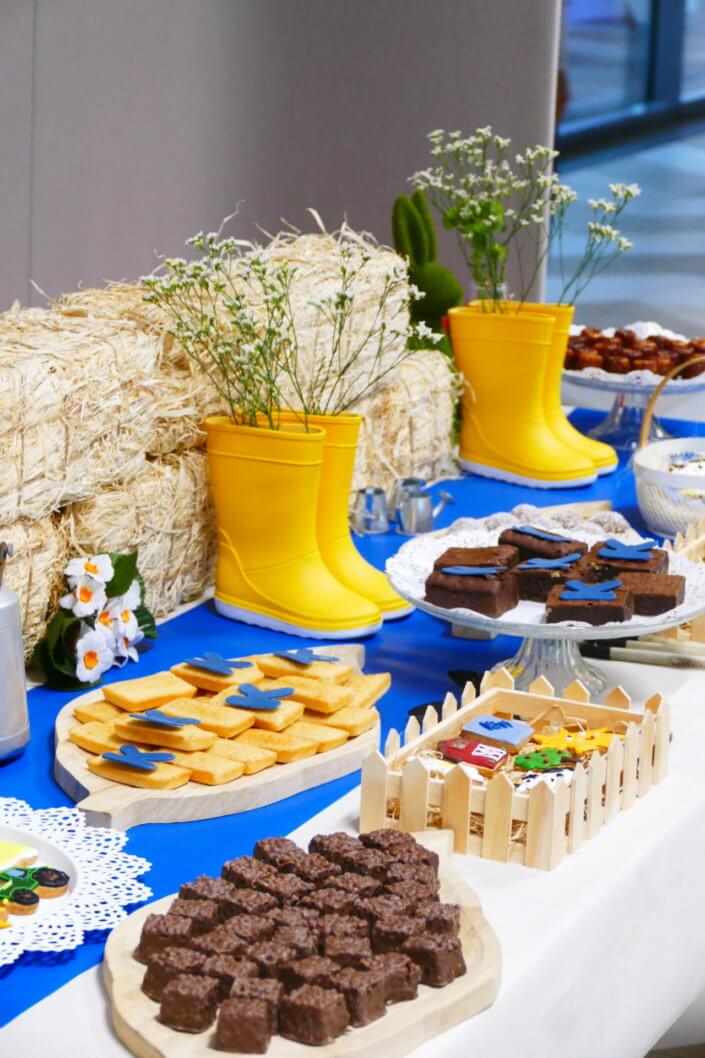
[395,487,454,535]
[352,487,389,534]
[0,543,30,760]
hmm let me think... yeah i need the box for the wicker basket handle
[639,355,705,449]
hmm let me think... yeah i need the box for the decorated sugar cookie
[515,747,573,772]
[0,868,40,915]
[463,713,533,751]
[439,737,508,775]
[515,769,574,794]
[532,726,619,756]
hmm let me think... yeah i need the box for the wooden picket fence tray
[360,669,670,871]
[103,830,501,1058]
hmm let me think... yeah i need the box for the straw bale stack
[54,284,228,454]
[65,450,215,618]
[0,305,160,522]
[351,349,458,491]
[2,517,68,658]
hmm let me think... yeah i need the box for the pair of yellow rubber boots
[204,412,412,638]
[448,303,618,488]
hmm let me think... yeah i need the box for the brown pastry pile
[133,831,465,1051]
[566,327,705,378]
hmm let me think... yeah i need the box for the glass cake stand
[564,371,705,452]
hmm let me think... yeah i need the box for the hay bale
[0,305,160,521]
[2,517,68,658]
[351,349,458,492]
[65,450,215,618]
[54,284,228,455]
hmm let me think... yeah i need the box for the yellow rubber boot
[204,415,382,638]
[277,411,413,621]
[449,307,598,488]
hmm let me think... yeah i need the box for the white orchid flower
[60,577,107,618]
[108,598,140,642]
[121,579,142,611]
[75,626,115,683]
[94,606,118,646]
[64,554,114,585]
[114,628,144,667]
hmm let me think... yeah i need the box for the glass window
[559,0,653,125]
[682,0,705,99]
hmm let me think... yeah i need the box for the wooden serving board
[103,831,501,1058]
[54,645,379,830]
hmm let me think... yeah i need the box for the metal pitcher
[0,543,30,760]
[396,487,454,535]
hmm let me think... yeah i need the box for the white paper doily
[386,506,705,639]
[565,320,705,392]
[0,798,151,967]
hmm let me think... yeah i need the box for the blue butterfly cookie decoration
[274,648,340,665]
[597,539,657,562]
[559,579,622,601]
[184,652,254,676]
[464,713,533,748]
[226,683,296,712]
[131,709,200,728]
[102,745,176,771]
[439,565,506,576]
[517,552,583,570]
[515,526,571,543]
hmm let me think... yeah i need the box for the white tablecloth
[5,657,705,1058]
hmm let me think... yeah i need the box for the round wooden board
[103,836,501,1058]
[54,645,379,830]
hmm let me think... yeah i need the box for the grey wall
[0,0,561,309]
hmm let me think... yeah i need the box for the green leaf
[33,615,91,691]
[135,603,158,640]
[106,552,139,597]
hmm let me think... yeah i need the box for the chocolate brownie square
[360,829,415,852]
[369,952,421,1002]
[159,973,220,1033]
[432,545,521,570]
[318,913,370,938]
[498,525,588,562]
[424,565,518,618]
[371,915,425,954]
[135,913,195,963]
[510,551,585,602]
[166,897,220,935]
[618,572,685,616]
[229,978,283,1032]
[272,925,319,959]
[142,946,206,1001]
[249,940,297,978]
[323,933,373,968]
[579,538,668,580]
[546,580,633,625]
[332,872,383,898]
[279,985,350,1045]
[202,954,258,999]
[333,967,387,1026]
[402,933,466,986]
[280,955,340,991]
[188,924,248,958]
[300,887,358,916]
[215,997,272,1053]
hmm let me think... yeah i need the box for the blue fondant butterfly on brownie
[597,539,658,562]
[559,580,622,601]
[516,553,583,570]
[439,566,506,577]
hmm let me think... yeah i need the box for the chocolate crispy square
[360,829,415,852]
[249,940,297,978]
[222,855,277,889]
[281,955,340,991]
[337,845,388,880]
[324,933,372,968]
[220,887,278,919]
[166,897,219,935]
[135,913,195,964]
[272,925,319,958]
[253,837,301,864]
[333,872,383,898]
[333,966,387,1026]
[369,952,421,1002]
[179,875,240,914]
[385,862,439,894]
[291,852,343,885]
[216,997,272,1054]
[319,913,370,938]
[267,905,321,930]
[388,843,439,874]
[188,924,248,958]
[300,886,358,916]
[142,946,207,1001]
[402,933,466,986]
[279,984,350,1045]
[385,881,438,904]
[202,954,258,999]
[159,973,220,1033]
[226,913,275,944]
[371,915,426,954]
[308,832,360,863]
[355,894,408,923]
[420,902,461,935]
[229,978,284,1031]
